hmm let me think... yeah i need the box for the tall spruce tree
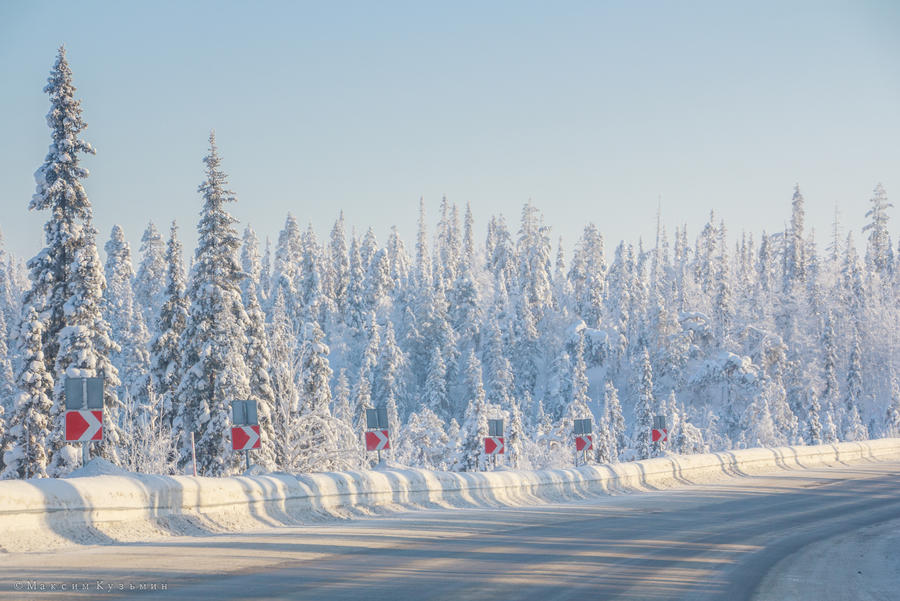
[134,222,166,330]
[633,348,656,460]
[50,223,123,474]
[26,47,95,371]
[103,225,151,414]
[176,133,251,476]
[150,222,188,433]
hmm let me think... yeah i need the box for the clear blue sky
[1,1,898,261]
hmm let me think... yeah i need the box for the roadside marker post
[64,377,104,467]
[365,407,391,462]
[652,415,668,446]
[485,419,505,467]
[573,418,592,466]
[231,400,260,471]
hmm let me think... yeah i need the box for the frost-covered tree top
[177,133,251,476]
[30,47,95,219]
[863,183,893,277]
[134,222,166,327]
[26,47,97,367]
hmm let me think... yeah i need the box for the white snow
[0,438,897,554]
[753,518,900,601]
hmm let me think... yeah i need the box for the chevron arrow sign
[65,410,103,442]
[232,425,261,450]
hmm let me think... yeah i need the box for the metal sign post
[231,400,260,470]
[486,419,505,469]
[574,419,592,466]
[64,377,104,467]
[365,407,390,462]
[652,415,668,449]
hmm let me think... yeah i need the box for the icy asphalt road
[2,460,900,601]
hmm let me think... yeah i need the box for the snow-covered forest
[2,48,899,479]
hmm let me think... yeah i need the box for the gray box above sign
[231,400,258,426]
[64,377,104,410]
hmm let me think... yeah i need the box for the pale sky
[1,1,898,262]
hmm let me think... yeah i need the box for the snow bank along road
[1,440,899,600]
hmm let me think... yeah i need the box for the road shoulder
[752,517,900,601]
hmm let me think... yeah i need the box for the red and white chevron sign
[232,425,261,450]
[652,428,668,443]
[575,434,593,451]
[65,410,103,442]
[365,429,390,451]
[484,436,505,455]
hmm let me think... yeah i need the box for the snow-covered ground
[1,439,897,554]
[753,518,900,601]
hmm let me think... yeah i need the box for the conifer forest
[2,48,898,479]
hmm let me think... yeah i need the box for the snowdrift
[1,439,898,552]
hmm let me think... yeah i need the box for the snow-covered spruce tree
[842,331,868,441]
[150,221,188,434]
[603,381,626,460]
[0,228,19,330]
[25,47,95,371]
[291,321,357,472]
[820,311,840,443]
[242,268,277,470]
[50,223,123,474]
[741,394,778,449]
[885,380,900,437]
[374,322,407,425]
[516,201,554,319]
[863,183,893,279]
[632,348,656,460]
[396,406,448,470]
[328,212,349,317]
[0,310,15,414]
[557,332,593,462]
[783,185,807,293]
[569,223,606,328]
[454,349,489,472]
[299,223,328,325]
[269,214,302,326]
[267,291,300,470]
[424,347,450,420]
[240,225,263,307]
[175,133,251,476]
[298,321,332,415]
[804,387,823,446]
[1,307,54,479]
[332,368,352,426]
[103,225,152,414]
[506,394,527,469]
[595,406,616,464]
[483,319,514,412]
[134,222,166,330]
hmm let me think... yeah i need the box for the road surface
[2,459,899,600]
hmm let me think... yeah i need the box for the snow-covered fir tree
[1,307,54,479]
[175,133,251,476]
[134,222,166,329]
[150,222,188,434]
[50,222,123,474]
[632,348,656,460]
[25,47,96,371]
[103,224,151,414]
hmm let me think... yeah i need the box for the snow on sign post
[573,418,593,465]
[64,377,104,466]
[231,400,260,471]
[652,415,668,443]
[365,407,390,460]
[485,419,505,464]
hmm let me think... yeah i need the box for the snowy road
[2,460,900,601]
